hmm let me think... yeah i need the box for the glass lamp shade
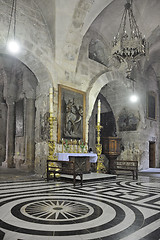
[7,39,20,54]
[130,94,138,103]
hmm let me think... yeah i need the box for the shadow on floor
[139,168,160,178]
[0,166,43,182]
[0,166,160,183]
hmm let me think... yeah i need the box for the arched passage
[88,91,116,153]
[86,69,149,169]
[0,54,39,171]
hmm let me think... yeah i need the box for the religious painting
[89,39,109,67]
[117,108,140,131]
[147,91,156,120]
[57,84,86,143]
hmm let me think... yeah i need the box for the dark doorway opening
[149,141,156,168]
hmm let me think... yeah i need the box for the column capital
[5,98,15,106]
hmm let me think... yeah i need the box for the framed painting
[147,91,156,120]
[57,84,86,143]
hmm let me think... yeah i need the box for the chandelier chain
[13,0,17,40]
[112,0,148,79]
[6,0,17,43]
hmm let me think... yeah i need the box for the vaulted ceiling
[34,0,160,78]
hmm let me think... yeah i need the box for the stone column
[22,98,35,171]
[2,101,15,168]
[0,103,7,166]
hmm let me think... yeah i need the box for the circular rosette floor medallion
[21,199,91,221]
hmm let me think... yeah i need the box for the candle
[62,138,64,153]
[97,99,101,124]
[49,87,54,116]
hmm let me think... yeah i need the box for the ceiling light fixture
[130,94,138,103]
[112,0,148,78]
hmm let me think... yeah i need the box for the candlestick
[49,87,54,117]
[70,139,72,153]
[96,124,106,173]
[47,86,60,179]
[62,138,64,153]
[97,99,101,124]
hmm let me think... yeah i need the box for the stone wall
[75,27,160,170]
[0,103,7,165]
[0,0,160,174]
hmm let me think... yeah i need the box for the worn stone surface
[0,0,160,175]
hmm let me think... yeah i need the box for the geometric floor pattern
[0,176,160,240]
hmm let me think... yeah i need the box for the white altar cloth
[56,153,97,163]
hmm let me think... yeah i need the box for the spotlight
[7,40,20,54]
[130,94,138,103]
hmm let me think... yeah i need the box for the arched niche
[0,54,39,171]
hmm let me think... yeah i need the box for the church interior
[0,0,160,239]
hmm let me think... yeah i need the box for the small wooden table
[47,153,97,186]
[56,153,97,173]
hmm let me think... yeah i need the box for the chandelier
[112,0,148,78]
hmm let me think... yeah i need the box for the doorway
[88,93,116,152]
[149,141,156,168]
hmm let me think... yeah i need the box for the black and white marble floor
[0,174,160,240]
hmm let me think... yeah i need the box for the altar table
[56,153,97,173]
[47,153,97,185]
[56,153,97,162]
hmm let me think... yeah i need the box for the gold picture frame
[57,84,86,143]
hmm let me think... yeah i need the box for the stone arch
[88,90,117,152]
[86,70,146,134]
[61,0,113,73]
[0,49,54,88]
[0,0,55,89]
[86,70,125,119]
[0,51,55,172]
